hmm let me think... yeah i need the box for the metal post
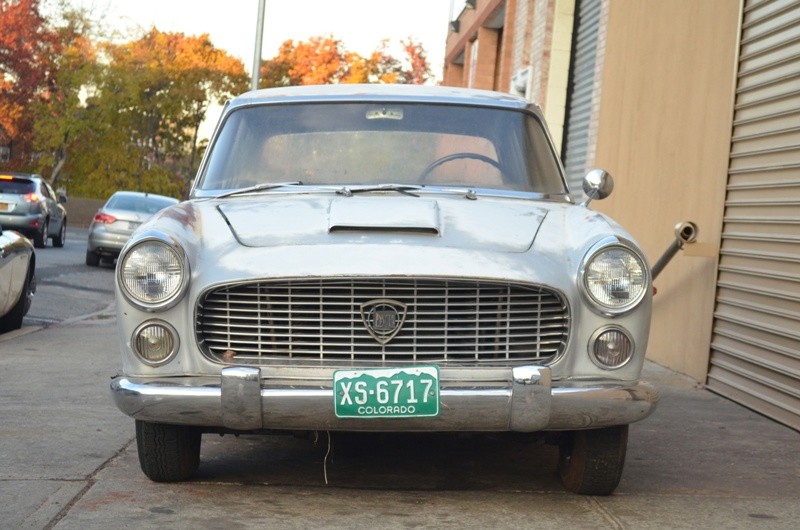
[251,0,266,91]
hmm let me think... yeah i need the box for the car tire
[85,250,100,267]
[0,269,34,333]
[135,420,201,482]
[52,219,66,248]
[33,219,48,248]
[558,425,628,496]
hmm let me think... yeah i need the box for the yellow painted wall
[592,0,741,381]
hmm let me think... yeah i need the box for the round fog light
[133,321,178,365]
[590,327,633,369]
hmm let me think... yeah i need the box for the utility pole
[251,0,266,91]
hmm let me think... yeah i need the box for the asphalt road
[1,227,798,529]
[23,226,116,327]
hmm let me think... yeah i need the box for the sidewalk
[1,320,799,529]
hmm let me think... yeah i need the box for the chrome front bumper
[111,366,659,432]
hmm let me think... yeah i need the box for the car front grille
[196,278,569,366]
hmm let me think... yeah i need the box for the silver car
[0,172,67,248]
[86,191,178,266]
[111,85,658,495]
[0,224,35,333]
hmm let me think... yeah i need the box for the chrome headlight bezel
[117,232,190,312]
[580,238,649,316]
[131,319,180,366]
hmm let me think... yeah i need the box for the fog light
[590,327,633,369]
[132,321,178,365]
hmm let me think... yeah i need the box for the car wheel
[85,250,100,267]
[52,219,66,248]
[0,269,35,333]
[135,420,201,482]
[558,425,628,496]
[33,219,48,248]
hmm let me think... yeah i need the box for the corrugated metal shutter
[561,0,601,194]
[707,0,800,432]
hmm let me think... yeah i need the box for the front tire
[558,425,628,496]
[0,269,34,333]
[135,420,201,482]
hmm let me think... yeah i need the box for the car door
[41,181,63,235]
[0,228,14,315]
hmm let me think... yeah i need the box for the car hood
[214,195,548,253]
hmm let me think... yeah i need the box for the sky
[75,0,457,82]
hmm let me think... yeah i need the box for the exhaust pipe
[651,221,698,280]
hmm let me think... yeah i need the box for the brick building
[443,0,800,431]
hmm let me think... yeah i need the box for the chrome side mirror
[581,169,614,207]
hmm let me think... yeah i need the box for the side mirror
[581,169,614,207]
[58,194,68,204]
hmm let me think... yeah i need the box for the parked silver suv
[0,172,68,248]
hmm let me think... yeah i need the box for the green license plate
[333,366,440,419]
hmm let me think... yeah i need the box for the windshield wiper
[213,181,303,199]
[336,184,422,198]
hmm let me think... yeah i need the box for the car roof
[108,191,178,201]
[0,172,42,181]
[229,84,540,113]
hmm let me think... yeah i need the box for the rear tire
[52,219,66,247]
[135,420,201,482]
[85,250,100,267]
[33,219,48,248]
[558,425,628,496]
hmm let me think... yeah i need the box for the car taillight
[94,212,117,224]
[23,192,40,203]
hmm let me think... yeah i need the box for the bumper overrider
[111,365,658,432]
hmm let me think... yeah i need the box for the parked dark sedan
[0,225,35,333]
[0,172,67,248]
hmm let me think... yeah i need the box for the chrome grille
[196,278,569,365]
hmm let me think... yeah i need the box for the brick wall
[64,197,105,228]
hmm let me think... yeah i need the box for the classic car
[86,190,179,266]
[0,172,68,248]
[0,225,35,333]
[110,84,658,495]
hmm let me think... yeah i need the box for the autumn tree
[30,5,100,187]
[259,35,432,88]
[0,0,58,169]
[58,28,248,198]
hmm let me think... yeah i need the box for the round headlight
[119,239,187,310]
[583,245,647,313]
[132,321,178,365]
[590,327,634,369]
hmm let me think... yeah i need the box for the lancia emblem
[361,299,407,344]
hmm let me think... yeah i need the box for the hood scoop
[329,197,440,235]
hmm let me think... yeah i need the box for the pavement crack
[586,496,626,529]
[43,438,135,529]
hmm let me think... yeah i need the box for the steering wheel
[418,152,502,183]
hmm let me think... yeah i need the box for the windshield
[197,102,566,195]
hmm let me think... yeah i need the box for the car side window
[40,182,52,200]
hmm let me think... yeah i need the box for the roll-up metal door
[561,0,601,194]
[707,0,800,431]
